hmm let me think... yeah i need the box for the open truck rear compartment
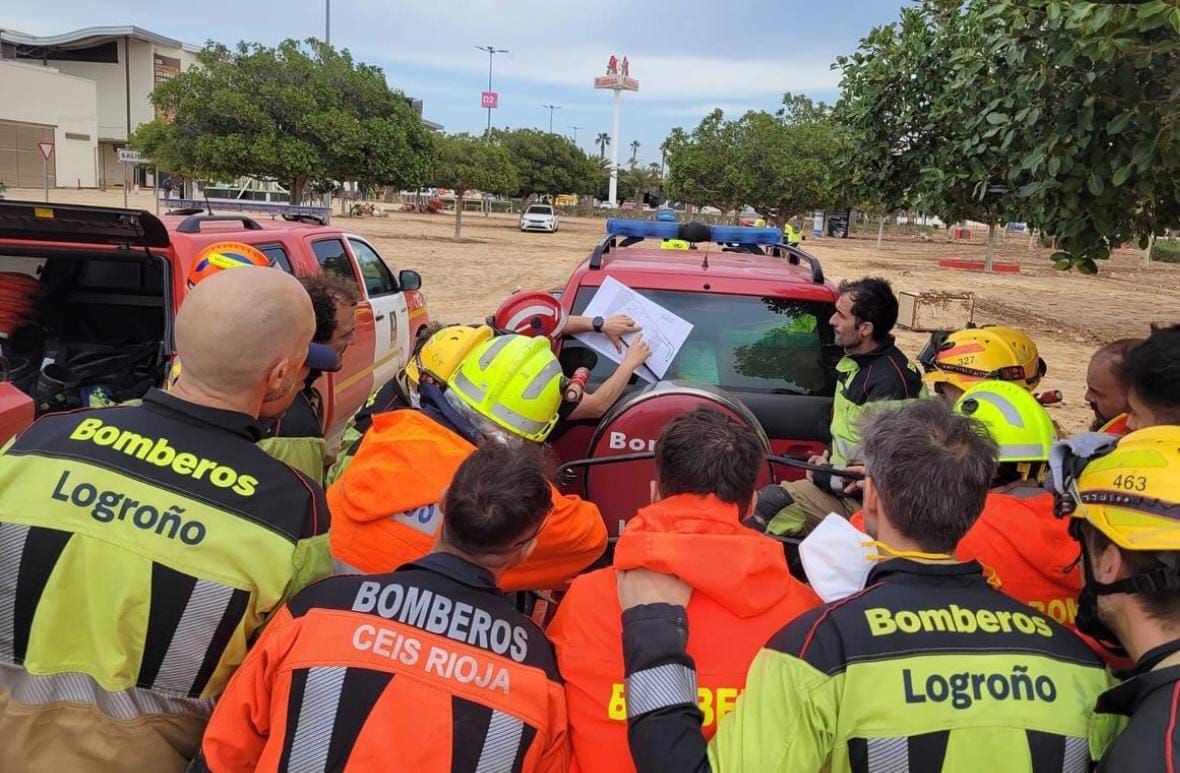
[0,202,172,417]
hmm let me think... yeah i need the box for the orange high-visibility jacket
[1100,413,1132,437]
[328,410,606,591]
[956,485,1082,631]
[195,554,569,772]
[547,494,820,773]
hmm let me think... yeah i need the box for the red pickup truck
[551,219,840,536]
[0,201,429,444]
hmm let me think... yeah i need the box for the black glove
[755,484,794,521]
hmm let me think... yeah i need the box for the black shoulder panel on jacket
[11,405,322,543]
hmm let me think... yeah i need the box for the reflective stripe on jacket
[0,390,332,771]
[195,553,569,772]
[622,559,1120,772]
[327,410,606,591]
[548,494,819,773]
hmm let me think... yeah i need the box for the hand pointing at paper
[603,314,641,351]
[622,334,652,369]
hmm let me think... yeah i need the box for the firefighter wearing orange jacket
[547,408,820,773]
[950,382,1095,638]
[328,334,607,591]
[194,443,569,772]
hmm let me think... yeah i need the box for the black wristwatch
[592,316,605,333]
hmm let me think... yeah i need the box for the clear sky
[5,0,908,165]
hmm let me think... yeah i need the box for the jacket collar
[142,388,265,441]
[1096,638,1180,717]
[849,336,898,360]
[867,558,983,584]
[405,552,501,593]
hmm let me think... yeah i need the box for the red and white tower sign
[595,55,638,207]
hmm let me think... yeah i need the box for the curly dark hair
[300,273,361,343]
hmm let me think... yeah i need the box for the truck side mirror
[398,270,422,291]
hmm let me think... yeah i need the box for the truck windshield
[564,288,836,396]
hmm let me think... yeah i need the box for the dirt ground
[8,186,1180,433]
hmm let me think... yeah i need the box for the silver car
[520,204,559,233]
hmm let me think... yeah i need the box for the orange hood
[613,494,798,619]
[329,410,474,524]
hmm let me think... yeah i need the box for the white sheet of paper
[573,276,694,382]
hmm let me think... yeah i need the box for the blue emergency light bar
[605,218,783,246]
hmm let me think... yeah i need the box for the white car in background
[520,204,559,233]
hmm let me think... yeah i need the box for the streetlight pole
[542,104,562,134]
[569,125,583,145]
[325,0,330,44]
[475,45,507,136]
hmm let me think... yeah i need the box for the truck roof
[568,244,839,303]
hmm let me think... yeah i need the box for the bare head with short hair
[655,408,763,511]
[436,443,554,574]
[172,267,315,418]
[860,399,997,553]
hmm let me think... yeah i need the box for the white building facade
[0,26,198,189]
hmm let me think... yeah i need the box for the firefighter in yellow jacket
[0,268,333,771]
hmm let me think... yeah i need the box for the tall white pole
[608,89,621,206]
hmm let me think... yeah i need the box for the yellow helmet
[954,380,1056,463]
[1066,426,1180,551]
[406,324,494,387]
[923,326,1046,393]
[448,334,563,442]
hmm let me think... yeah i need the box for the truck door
[345,236,409,390]
[309,236,376,437]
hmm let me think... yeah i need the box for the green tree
[492,129,597,200]
[431,134,519,240]
[595,132,611,160]
[743,95,843,228]
[978,0,1180,271]
[835,3,1023,270]
[629,140,641,166]
[836,0,1180,272]
[664,111,747,218]
[132,39,434,205]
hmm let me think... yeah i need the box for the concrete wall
[51,42,130,142]
[46,39,198,142]
[0,60,98,187]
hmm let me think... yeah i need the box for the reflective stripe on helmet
[971,390,1025,428]
[490,402,550,437]
[999,443,1050,460]
[449,368,487,403]
[522,359,562,400]
[478,336,514,369]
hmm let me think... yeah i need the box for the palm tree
[596,132,610,160]
[621,165,658,208]
[629,140,641,166]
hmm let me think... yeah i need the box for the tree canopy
[131,39,434,204]
[491,129,597,200]
[430,133,518,240]
[663,97,842,223]
[835,0,1180,271]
